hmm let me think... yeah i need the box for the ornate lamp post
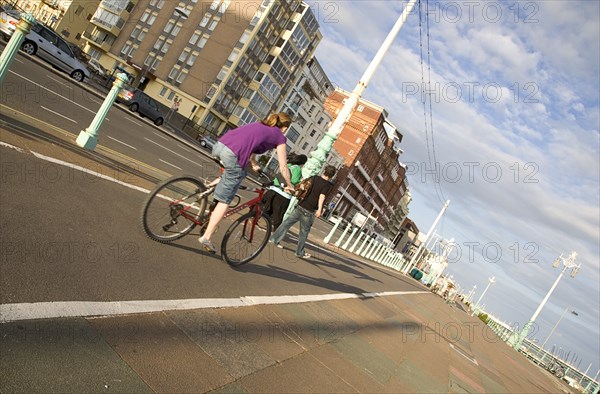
[302,0,418,178]
[509,252,580,350]
[471,276,495,316]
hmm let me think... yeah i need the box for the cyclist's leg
[200,143,244,243]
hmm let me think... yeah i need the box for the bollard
[363,239,378,258]
[379,247,391,264]
[356,233,370,255]
[0,13,35,84]
[76,72,129,150]
[348,231,364,253]
[383,250,393,266]
[334,223,351,248]
[393,253,402,270]
[375,244,387,261]
[367,242,382,260]
[341,226,358,250]
[324,218,342,243]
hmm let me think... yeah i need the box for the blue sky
[308,0,599,376]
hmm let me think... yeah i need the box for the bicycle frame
[169,184,266,228]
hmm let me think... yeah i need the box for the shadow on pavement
[235,263,368,294]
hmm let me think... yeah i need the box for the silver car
[20,23,90,82]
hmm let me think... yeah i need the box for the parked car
[87,58,106,77]
[196,134,217,150]
[116,86,165,126]
[19,23,90,82]
[0,9,20,40]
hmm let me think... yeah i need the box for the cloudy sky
[308,0,599,376]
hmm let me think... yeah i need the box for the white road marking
[0,142,425,323]
[106,135,137,150]
[0,291,428,322]
[9,70,95,114]
[144,137,203,167]
[40,106,77,123]
[13,58,23,63]
[0,142,150,194]
[159,158,182,170]
[153,131,169,141]
[46,75,72,89]
[125,117,144,127]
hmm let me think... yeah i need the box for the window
[159,87,168,96]
[286,127,300,143]
[309,129,316,137]
[357,105,365,112]
[189,32,199,45]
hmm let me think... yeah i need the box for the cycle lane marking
[0,291,429,322]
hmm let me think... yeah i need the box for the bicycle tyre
[221,211,272,266]
[141,175,208,242]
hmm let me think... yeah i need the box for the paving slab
[88,313,232,393]
[0,318,151,393]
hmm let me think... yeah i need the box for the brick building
[325,88,407,233]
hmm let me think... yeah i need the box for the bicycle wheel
[141,175,209,242]
[221,211,272,266]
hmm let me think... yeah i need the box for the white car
[87,58,106,77]
[19,23,90,82]
[0,9,20,39]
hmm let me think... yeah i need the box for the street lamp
[302,0,419,178]
[471,276,495,316]
[541,306,577,349]
[137,6,189,88]
[509,252,580,350]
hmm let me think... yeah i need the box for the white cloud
[309,0,599,374]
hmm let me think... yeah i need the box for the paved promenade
[0,104,575,393]
[1,288,573,393]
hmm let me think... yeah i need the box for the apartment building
[325,88,407,233]
[260,57,343,172]
[97,0,320,136]
[14,0,63,28]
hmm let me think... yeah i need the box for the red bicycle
[140,171,273,266]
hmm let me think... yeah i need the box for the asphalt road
[0,132,422,305]
[1,49,217,181]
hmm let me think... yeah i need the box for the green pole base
[76,130,98,150]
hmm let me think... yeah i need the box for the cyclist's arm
[276,144,292,188]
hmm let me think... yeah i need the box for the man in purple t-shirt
[199,113,293,254]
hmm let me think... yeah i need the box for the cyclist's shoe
[198,236,216,254]
[296,253,311,259]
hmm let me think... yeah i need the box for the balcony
[82,31,113,52]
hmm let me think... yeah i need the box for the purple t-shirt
[219,122,286,167]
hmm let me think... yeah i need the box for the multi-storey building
[384,187,412,240]
[325,88,407,233]
[102,0,319,136]
[262,57,343,172]
[79,0,136,70]
[14,0,64,29]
